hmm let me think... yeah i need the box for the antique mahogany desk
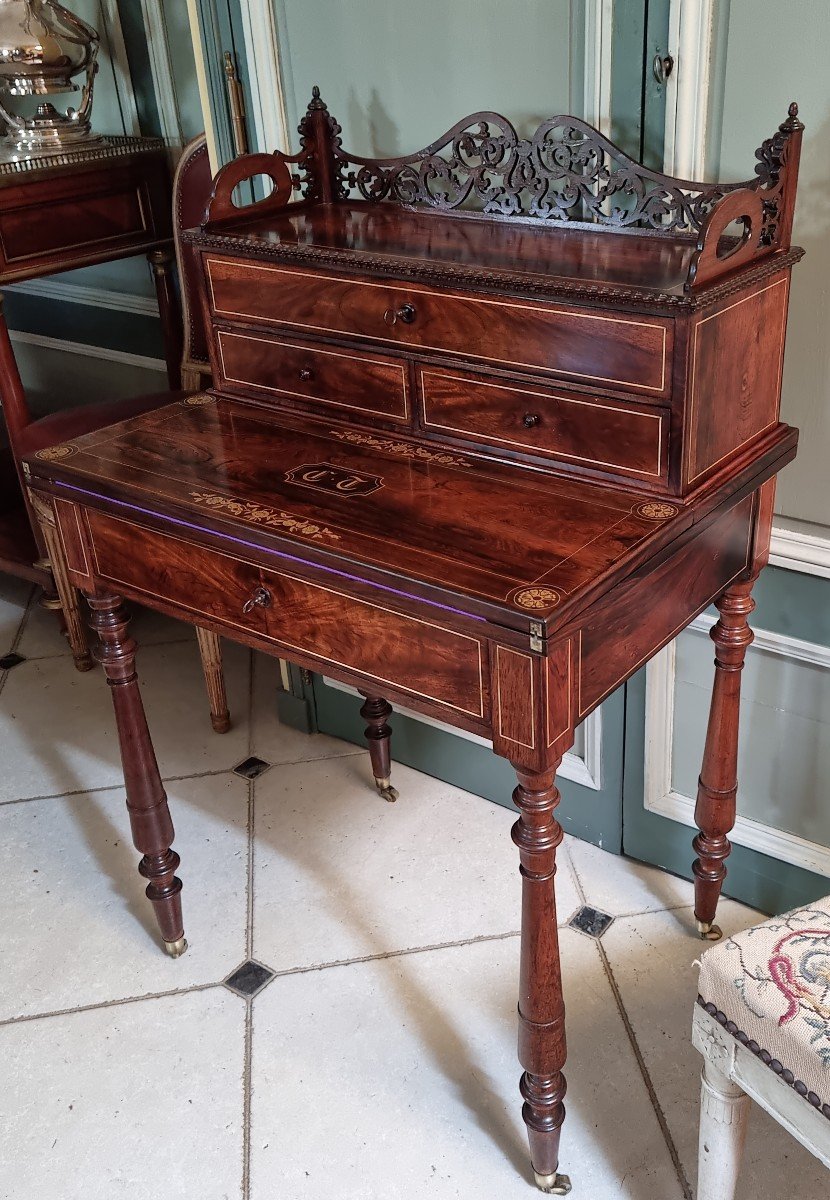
[0,136,182,601]
[23,93,804,1192]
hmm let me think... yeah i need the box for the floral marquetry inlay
[189,492,340,542]
[513,587,561,611]
[329,430,472,468]
[182,393,216,407]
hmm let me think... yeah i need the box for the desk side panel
[576,494,755,720]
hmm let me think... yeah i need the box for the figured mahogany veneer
[23,92,805,1193]
[205,253,673,396]
[214,325,409,421]
[418,365,669,480]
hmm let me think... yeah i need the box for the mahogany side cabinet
[22,92,804,1193]
[0,136,183,602]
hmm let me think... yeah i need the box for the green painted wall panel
[274,0,579,156]
[714,0,830,528]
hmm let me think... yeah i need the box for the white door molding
[140,0,185,149]
[237,0,291,154]
[644,615,830,877]
[580,0,614,134]
[97,0,141,136]
[663,0,715,179]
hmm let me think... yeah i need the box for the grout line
[597,941,694,1200]
[17,634,192,665]
[264,928,524,982]
[241,997,253,1199]
[0,766,239,808]
[248,647,255,759]
[0,980,222,1030]
[561,839,587,905]
[0,746,366,809]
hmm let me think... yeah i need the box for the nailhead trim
[698,997,830,1121]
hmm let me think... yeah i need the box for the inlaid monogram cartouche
[284,462,384,497]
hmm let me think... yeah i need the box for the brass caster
[697,919,723,942]
[375,778,399,803]
[534,1172,571,1195]
[164,936,188,958]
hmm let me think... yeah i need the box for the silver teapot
[0,0,102,157]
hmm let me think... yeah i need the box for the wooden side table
[0,135,183,634]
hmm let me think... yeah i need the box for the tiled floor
[1,579,826,1199]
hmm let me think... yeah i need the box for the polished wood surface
[23,93,805,1191]
[0,137,183,602]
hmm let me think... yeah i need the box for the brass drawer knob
[383,302,417,326]
[299,367,314,381]
[242,586,272,614]
[523,412,541,428]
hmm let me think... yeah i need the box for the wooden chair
[1,134,230,733]
[693,899,830,1198]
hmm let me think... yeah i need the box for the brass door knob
[299,367,314,381]
[523,412,541,428]
[242,586,272,614]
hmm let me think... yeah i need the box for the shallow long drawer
[214,326,409,422]
[418,365,669,481]
[86,512,487,721]
[205,255,673,397]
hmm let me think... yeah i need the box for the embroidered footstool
[692,901,830,1199]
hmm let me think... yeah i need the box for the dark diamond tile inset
[224,960,275,998]
[0,652,25,671]
[233,755,272,780]
[569,905,614,940]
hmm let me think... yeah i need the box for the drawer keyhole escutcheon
[299,367,314,381]
[242,586,272,614]
[523,412,541,428]
[383,302,417,327]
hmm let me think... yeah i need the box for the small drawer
[86,513,486,722]
[205,255,673,396]
[418,366,669,480]
[214,327,409,422]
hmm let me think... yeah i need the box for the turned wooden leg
[87,591,187,957]
[697,1060,750,1200]
[195,626,231,733]
[359,692,398,802]
[512,762,570,1195]
[29,493,94,672]
[693,579,755,940]
[148,248,183,390]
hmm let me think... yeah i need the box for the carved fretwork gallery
[19,91,803,1192]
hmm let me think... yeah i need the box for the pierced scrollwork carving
[323,102,802,243]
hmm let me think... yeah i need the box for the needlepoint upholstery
[698,900,830,1120]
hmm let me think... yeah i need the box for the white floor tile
[0,575,31,653]
[0,637,251,801]
[252,756,581,972]
[17,597,193,660]
[250,931,684,1199]
[567,837,695,916]
[0,773,249,1020]
[251,653,365,764]
[602,905,829,1198]
[0,988,244,1200]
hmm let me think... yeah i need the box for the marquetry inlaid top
[26,397,699,633]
